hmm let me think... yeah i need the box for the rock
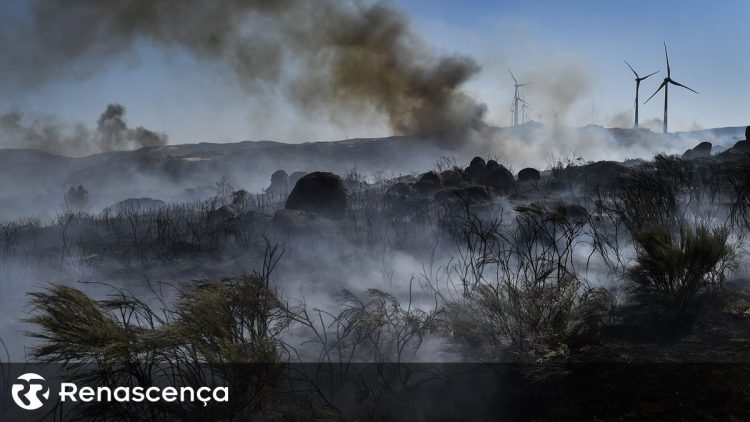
[285,172,347,219]
[440,169,463,187]
[481,165,515,194]
[733,140,750,152]
[289,171,307,188]
[576,161,629,190]
[107,197,165,214]
[435,185,492,204]
[385,182,420,213]
[386,182,416,198]
[385,182,416,203]
[414,171,443,195]
[208,205,241,233]
[517,167,541,183]
[209,205,239,222]
[266,170,289,195]
[716,127,750,161]
[464,157,487,182]
[682,142,712,160]
[485,160,501,173]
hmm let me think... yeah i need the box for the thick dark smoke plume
[95,103,166,151]
[0,103,167,155]
[1,0,486,143]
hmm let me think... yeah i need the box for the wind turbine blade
[669,79,699,94]
[644,81,666,104]
[507,68,518,84]
[641,70,659,80]
[518,82,532,87]
[624,60,638,77]
[664,42,670,77]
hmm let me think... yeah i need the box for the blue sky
[1,0,747,144]
[395,0,749,130]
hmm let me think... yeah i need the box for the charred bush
[628,225,735,327]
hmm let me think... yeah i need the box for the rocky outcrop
[266,170,289,195]
[682,142,712,160]
[481,166,515,194]
[464,157,487,183]
[107,197,165,213]
[517,168,541,183]
[414,171,443,196]
[285,172,347,219]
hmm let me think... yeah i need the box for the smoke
[479,124,701,171]
[95,104,167,151]
[606,111,633,129]
[642,118,664,133]
[0,103,166,155]
[526,60,593,124]
[1,0,486,144]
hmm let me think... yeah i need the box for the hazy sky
[1,0,747,145]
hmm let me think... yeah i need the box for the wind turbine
[624,60,658,129]
[644,43,698,134]
[508,68,531,127]
[520,97,531,124]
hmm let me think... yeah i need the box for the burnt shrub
[628,225,735,324]
[25,269,291,420]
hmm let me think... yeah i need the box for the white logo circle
[11,373,50,410]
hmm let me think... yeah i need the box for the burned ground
[2,137,750,419]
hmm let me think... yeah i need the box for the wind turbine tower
[508,68,531,127]
[644,43,698,134]
[624,60,658,129]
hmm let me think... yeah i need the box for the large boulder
[285,172,347,219]
[107,197,165,214]
[517,167,541,183]
[573,161,629,190]
[716,127,750,161]
[414,171,443,195]
[289,171,307,188]
[485,160,501,174]
[266,170,289,195]
[481,165,515,194]
[682,142,712,160]
[464,157,487,183]
[440,169,463,187]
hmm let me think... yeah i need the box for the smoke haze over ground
[0,103,166,156]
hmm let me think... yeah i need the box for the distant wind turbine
[644,43,698,134]
[624,60,658,129]
[508,68,531,127]
[520,97,531,124]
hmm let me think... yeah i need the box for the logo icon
[11,373,50,410]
